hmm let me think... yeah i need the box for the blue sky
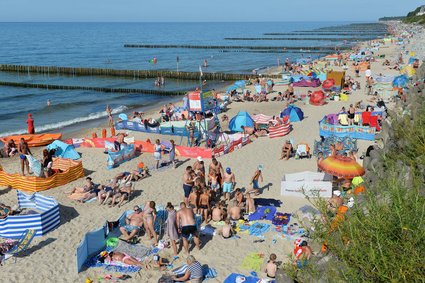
[0,0,423,22]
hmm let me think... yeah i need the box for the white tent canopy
[281,171,333,198]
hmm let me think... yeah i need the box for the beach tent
[280,105,304,122]
[0,191,60,238]
[281,171,333,198]
[229,111,254,132]
[47,140,80,160]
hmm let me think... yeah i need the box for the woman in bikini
[143,201,158,245]
[99,251,144,267]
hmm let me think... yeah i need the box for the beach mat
[240,253,264,272]
[224,273,275,283]
[248,206,277,221]
[254,198,282,207]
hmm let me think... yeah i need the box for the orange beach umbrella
[318,155,365,178]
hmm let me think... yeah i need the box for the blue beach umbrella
[226,85,238,92]
[234,80,246,89]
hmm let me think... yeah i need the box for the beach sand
[0,23,422,283]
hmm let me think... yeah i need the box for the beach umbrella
[234,80,246,89]
[318,155,365,178]
[226,85,238,92]
[118,113,128,121]
[280,105,304,122]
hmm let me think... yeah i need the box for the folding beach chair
[1,229,36,264]
[295,143,311,159]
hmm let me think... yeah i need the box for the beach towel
[199,225,216,236]
[254,198,282,207]
[272,213,291,226]
[26,155,42,177]
[67,191,88,202]
[83,249,142,273]
[248,206,277,221]
[240,253,264,272]
[224,273,275,283]
[247,222,271,237]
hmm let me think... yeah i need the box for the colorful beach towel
[272,213,291,226]
[248,222,271,237]
[248,206,277,221]
[224,273,275,283]
[240,253,264,272]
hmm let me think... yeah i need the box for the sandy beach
[0,21,423,283]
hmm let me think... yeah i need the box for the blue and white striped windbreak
[0,191,60,238]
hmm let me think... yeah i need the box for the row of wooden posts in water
[0,80,191,96]
[123,44,349,51]
[0,64,281,81]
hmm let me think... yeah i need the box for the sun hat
[333,190,341,197]
[197,156,203,162]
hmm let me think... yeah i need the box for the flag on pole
[199,66,203,77]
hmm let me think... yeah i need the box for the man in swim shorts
[119,205,144,241]
[222,167,235,201]
[176,202,200,254]
[18,138,32,176]
[182,166,196,206]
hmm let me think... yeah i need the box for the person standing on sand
[18,138,32,176]
[222,167,236,201]
[169,140,176,169]
[165,202,179,256]
[182,166,196,206]
[106,104,114,128]
[247,165,263,195]
[176,202,200,254]
[26,113,35,134]
[208,157,224,186]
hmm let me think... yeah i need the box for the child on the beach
[221,218,234,239]
[208,170,220,192]
[263,253,278,279]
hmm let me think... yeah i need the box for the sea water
[0,22,386,136]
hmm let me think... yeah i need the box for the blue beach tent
[280,105,304,122]
[47,140,80,160]
[229,111,254,132]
